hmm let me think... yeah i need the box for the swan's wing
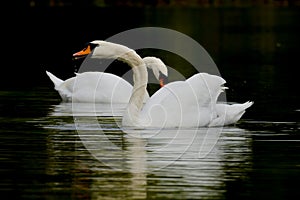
[141,80,215,127]
[186,73,226,107]
[140,73,226,127]
[144,81,195,108]
[146,73,226,109]
[61,71,134,103]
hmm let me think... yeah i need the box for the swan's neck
[121,51,148,127]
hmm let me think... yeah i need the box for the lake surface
[1,6,300,199]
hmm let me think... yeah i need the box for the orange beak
[159,73,168,87]
[159,78,165,87]
[73,45,92,59]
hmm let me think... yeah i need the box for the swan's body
[46,57,167,103]
[46,71,135,103]
[136,73,227,127]
[76,40,253,128]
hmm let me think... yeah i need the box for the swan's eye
[89,43,99,51]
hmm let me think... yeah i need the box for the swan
[46,56,168,103]
[74,40,253,128]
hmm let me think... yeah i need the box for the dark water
[1,6,300,199]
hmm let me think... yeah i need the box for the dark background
[2,1,300,121]
[1,1,300,199]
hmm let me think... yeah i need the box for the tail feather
[46,71,63,88]
[232,101,254,117]
[211,100,254,126]
[242,101,254,110]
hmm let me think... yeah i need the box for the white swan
[46,56,168,103]
[75,40,253,128]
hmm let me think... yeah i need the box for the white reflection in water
[50,102,127,117]
[45,102,252,199]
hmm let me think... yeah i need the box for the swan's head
[73,40,135,60]
[72,42,98,60]
[143,56,168,87]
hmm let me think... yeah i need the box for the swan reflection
[49,102,127,117]
[44,113,252,199]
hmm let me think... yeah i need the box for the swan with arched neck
[74,40,253,128]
